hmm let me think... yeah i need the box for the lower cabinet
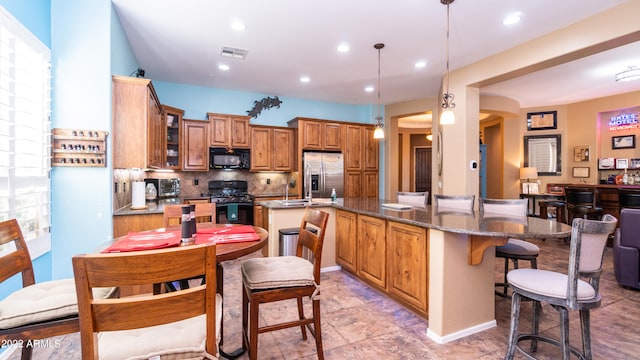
[357,215,386,288]
[335,209,357,273]
[113,213,164,238]
[387,221,428,313]
[336,210,429,317]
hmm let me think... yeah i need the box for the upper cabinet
[161,104,184,170]
[288,117,341,151]
[182,119,209,171]
[250,125,294,172]
[207,113,251,148]
[112,76,163,169]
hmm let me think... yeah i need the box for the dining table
[102,222,268,359]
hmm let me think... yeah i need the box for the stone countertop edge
[258,198,572,240]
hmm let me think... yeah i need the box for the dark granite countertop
[259,198,572,239]
[113,198,183,216]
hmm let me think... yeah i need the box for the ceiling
[112,0,640,111]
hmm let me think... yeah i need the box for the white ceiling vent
[220,46,248,59]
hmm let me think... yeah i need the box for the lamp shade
[373,126,384,139]
[520,167,538,180]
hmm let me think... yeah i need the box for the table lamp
[520,167,538,194]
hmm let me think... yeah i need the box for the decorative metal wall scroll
[247,96,282,118]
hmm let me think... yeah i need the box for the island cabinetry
[386,221,428,313]
[162,105,184,170]
[357,214,386,289]
[335,209,358,273]
[207,113,250,148]
[289,117,341,150]
[182,119,209,171]
[250,126,294,172]
[112,75,163,169]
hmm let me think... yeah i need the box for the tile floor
[12,237,640,359]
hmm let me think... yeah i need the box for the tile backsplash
[113,169,299,210]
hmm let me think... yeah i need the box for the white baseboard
[426,320,497,344]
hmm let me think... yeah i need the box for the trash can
[279,227,317,257]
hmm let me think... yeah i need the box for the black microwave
[209,148,250,169]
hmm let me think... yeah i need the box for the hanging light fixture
[615,66,640,82]
[373,43,385,139]
[440,0,455,125]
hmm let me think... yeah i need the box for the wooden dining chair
[164,203,216,227]
[0,219,113,360]
[479,198,539,298]
[240,208,330,360]
[72,243,221,359]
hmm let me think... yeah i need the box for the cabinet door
[250,127,272,171]
[162,105,184,170]
[112,76,157,169]
[344,125,363,170]
[336,210,357,273]
[230,116,251,148]
[357,215,386,288]
[182,119,209,171]
[113,213,164,238]
[302,120,323,149]
[344,171,362,198]
[208,114,230,147]
[363,126,379,170]
[323,123,342,150]
[363,171,379,198]
[272,128,293,171]
[387,221,428,313]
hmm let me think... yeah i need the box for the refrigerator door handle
[321,162,326,195]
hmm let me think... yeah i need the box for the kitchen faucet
[284,183,289,203]
[305,164,312,203]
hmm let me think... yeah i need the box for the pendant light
[440,0,455,125]
[373,43,385,139]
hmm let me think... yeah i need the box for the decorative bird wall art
[247,96,283,118]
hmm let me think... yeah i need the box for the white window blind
[0,6,52,258]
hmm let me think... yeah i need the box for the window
[0,6,52,258]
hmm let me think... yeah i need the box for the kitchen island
[258,198,571,344]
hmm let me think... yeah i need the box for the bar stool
[539,200,567,223]
[618,188,640,209]
[564,186,603,224]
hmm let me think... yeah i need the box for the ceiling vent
[220,46,248,59]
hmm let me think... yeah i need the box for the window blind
[0,6,52,258]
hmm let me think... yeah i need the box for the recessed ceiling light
[414,61,427,69]
[337,43,350,53]
[231,21,246,31]
[502,13,521,26]
[300,76,310,83]
[365,86,374,92]
[218,64,230,71]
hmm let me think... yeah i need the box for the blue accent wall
[153,81,373,126]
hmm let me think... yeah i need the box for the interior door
[415,147,431,203]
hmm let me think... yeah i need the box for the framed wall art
[612,135,635,149]
[572,167,590,178]
[573,145,590,162]
[527,111,557,131]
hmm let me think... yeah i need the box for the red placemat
[195,226,259,244]
[102,230,181,253]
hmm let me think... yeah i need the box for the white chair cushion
[98,293,222,360]
[241,256,314,290]
[507,268,596,301]
[0,278,114,329]
[496,239,540,256]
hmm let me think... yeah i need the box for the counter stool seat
[539,200,567,224]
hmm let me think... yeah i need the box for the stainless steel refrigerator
[303,151,344,199]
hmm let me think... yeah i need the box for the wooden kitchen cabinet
[344,171,362,198]
[162,104,184,170]
[344,125,363,170]
[357,214,386,289]
[289,117,341,150]
[182,119,209,171]
[363,171,379,198]
[207,113,251,148]
[113,213,164,238]
[363,126,379,170]
[335,210,358,273]
[112,75,163,169]
[386,221,428,313]
[250,125,294,172]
